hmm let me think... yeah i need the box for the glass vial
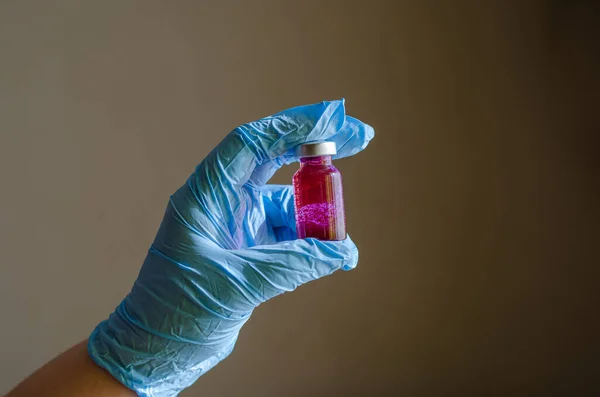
[293,142,346,241]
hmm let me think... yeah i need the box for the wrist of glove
[88,100,373,397]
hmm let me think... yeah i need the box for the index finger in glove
[197,99,374,191]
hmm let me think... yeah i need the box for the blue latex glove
[88,99,374,396]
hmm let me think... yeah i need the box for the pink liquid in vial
[293,155,346,240]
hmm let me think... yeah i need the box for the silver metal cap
[295,141,337,158]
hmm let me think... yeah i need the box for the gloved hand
[88,99,374,396]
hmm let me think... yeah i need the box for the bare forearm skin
[4,340,134,397]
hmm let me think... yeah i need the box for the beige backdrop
[1,1,598,396]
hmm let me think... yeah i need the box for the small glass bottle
[293,142,346,241]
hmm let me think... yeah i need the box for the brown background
[1,1,598,396]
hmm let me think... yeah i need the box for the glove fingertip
[341,236,359,271]
[308,236,359,273]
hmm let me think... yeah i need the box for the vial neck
[300,155,332,166]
